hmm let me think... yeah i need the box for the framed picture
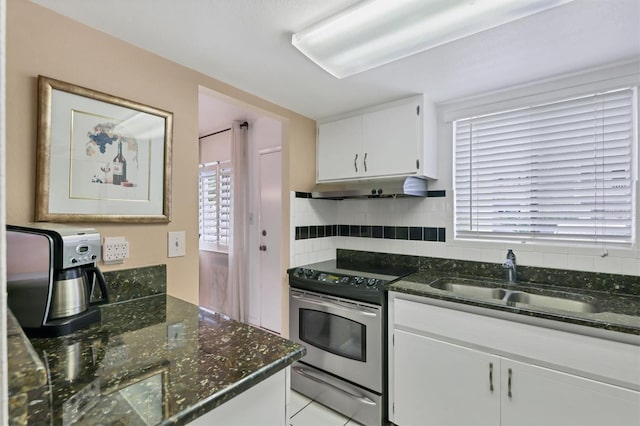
[35,75,173,223]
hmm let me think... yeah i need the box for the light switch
[168,231,186,257]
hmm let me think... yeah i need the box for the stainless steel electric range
[288,260,413,426]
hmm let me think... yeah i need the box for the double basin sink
[429,278,600,314]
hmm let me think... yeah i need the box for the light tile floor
[288,390,364,426]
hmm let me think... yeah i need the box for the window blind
[199,162,232,248]
[454,87,636,245]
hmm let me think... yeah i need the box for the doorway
[197,87,283,332]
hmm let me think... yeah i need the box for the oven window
[299,309,366,362]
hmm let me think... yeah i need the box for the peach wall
[6,0,316,304]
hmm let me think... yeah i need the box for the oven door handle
[292,365,376,406]
[291,294,378,317]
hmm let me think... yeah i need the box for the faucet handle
[503,259,515,269]
[506,249,516,262]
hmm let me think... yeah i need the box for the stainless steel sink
[507,292,600,313]
[428,278,601,314]
[429,279,507,300]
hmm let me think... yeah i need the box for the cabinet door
[361,100,421,177]
[317,115,362,182]
[392,329,501,426]
[501,359,640,426]
[188,370,286,425]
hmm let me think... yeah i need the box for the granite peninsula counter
[16,294,305,425]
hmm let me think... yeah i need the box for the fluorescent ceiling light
[292,0,574,79]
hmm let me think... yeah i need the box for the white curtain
[228,121,249,322]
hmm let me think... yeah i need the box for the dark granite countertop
[7,310,47,395]
[389,272,640,336]
[7,309,48,425]
[22,294,305,425]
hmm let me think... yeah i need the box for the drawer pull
[508,368,513,398]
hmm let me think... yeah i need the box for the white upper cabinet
[316,95,436,183]
[316,115,362,181]
[361,100,421,178]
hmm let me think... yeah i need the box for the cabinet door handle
[364,152,368,172]
[489,362,494,392]
[508,368,513,399]
[354,153,358,172]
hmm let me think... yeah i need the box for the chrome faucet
[503,249,517,284]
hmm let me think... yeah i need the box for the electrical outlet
[168,231,186,258]
[103,236,129,264]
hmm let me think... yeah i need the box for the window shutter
[199,162,233,249]
[219,167,232,246]
[454,88,636,245]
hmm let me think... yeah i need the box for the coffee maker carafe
[7,224,109,337]
[51,263,107,320]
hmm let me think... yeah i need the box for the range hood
[311,176,429,199]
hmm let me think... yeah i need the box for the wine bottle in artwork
[112,140,127,185]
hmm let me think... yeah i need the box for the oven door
[289,289,382,393]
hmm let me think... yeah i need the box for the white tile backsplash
[593,255,623,275]
[289,191,640,276]
[622,257,640,275]
[567,254,595,272]
[514,250,545,268]
[291,194,338,267]
[542,252,569,269]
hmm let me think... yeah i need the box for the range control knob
[354,276,365,286]
[367,278,378,286]
[304,268,314,278]
[71,258,78,264]
[339,276,350,284]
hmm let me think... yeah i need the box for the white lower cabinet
[389,294,640,426]
[501,359,639,426]
[393,330,500,426]
[188,369,286,425]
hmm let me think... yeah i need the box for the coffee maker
[7,223,109,337]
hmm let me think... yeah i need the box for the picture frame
[35,75,173,223]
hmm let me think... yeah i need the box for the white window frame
[199,161,232,253]
[453,86,638,248]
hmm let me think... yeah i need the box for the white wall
[200,130,231,164]
[291,61,640,280]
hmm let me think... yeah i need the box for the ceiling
[32,0,640,122]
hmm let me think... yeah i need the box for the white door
[392,330,501,426]
[258,150,281,333]
[501,359,640,426]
